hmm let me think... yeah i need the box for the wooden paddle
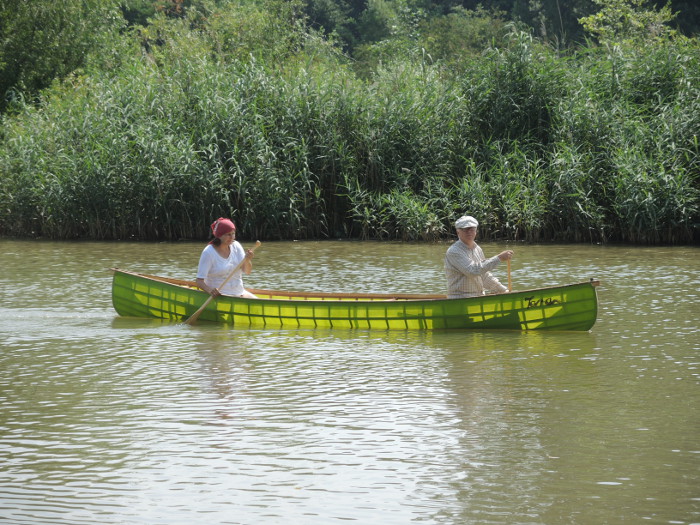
[184,240,261,325]
[507,259,512,292]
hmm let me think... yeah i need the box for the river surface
[0,239,698,525]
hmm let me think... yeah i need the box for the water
[1,239,698,524]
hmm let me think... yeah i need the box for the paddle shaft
[185,240,261,325]
[507,259,512,292]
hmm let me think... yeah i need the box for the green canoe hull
[111,269,599,331]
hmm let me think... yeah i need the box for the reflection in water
[0,240,698,524]
[187,330,448,522]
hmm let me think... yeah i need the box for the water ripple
[1,240,699,524]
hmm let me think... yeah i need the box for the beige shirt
[444,240,507,298]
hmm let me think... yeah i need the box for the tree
[419,6,510,64]
[579,0,679,46]
[0,0,124,112]
[303,0,367,51]
[511,0,598,46]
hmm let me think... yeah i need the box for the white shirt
[444,240,507,298]
[196,242,246,296]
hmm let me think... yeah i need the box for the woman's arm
[196,247,220,296]
[241,249,254,275]
[196,277,220,297]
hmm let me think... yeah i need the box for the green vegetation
[0,0,698,244]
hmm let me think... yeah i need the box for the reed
[0,14,698,244]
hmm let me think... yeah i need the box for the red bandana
[210,218,236,238]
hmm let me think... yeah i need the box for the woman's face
[219,231,235,245]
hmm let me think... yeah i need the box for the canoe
[111,268,600,331]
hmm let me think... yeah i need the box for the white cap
[455,215,478,229]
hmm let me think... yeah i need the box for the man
[444,215,513,299]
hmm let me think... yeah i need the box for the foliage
[204,0,311,66]
[352,0,429,78]
[462,29,565,152]
[579,0,680,46]
[120,0,158,26]
[418,6,510,69]
[0,0,698,245]
[303,0,366,51]
[0,0,125,113]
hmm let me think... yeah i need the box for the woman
[196,217,257,299]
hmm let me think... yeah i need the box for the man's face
[457,227,477,243]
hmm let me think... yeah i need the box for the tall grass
[0,17,698,244]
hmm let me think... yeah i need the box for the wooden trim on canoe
[115,269,200,289]
[248,289,448,300]
[110,268,446,300]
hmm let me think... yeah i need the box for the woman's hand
[196,278,221,297]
